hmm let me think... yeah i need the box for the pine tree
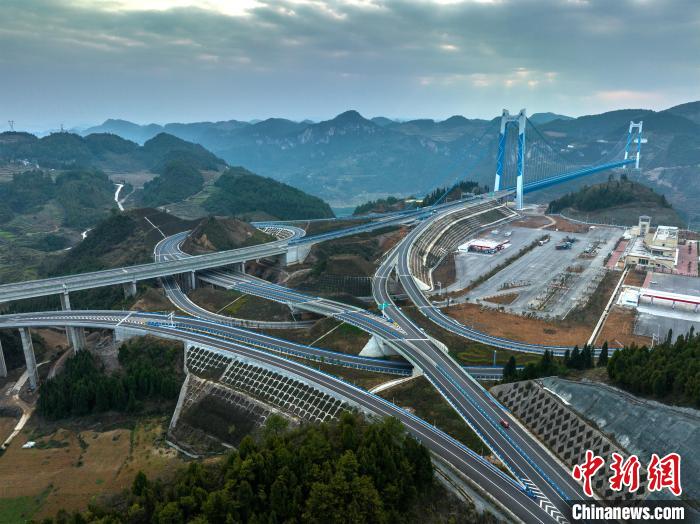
[570,346,580,369]
[502,356,518,382]
[597,341,609,367]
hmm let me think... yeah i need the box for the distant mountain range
[0,131,225,173]
[76,101,700,220]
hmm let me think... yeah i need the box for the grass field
[188,287,295,322]
[0,416,184,521]
[268,317,370,356]
[402,305,542,366]
[378,376,490,456]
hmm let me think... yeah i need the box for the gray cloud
[1,0,698,130]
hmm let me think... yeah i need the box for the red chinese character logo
[572,450,605,497]
[647,453,682,496]
[609,453,640,493]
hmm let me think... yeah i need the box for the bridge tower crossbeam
[624,120,644,169]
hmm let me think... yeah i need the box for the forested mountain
[139,160,205,207]
[79,101,700,218]
[546,177,684,226]
[50,208,192,275]
[0,131,225,172]
[203,166,334,220]
[0,169,114,228]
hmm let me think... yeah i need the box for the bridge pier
[231,262,245,274]
[114,326,139,344]
[284,244,312,266]
[0,338,7,378]
[60,292,83,352]
[123,281,137,299]
[19,328,38,390]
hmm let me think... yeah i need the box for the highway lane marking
[375,202,582,512]
[163,328,551,524]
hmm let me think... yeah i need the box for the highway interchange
[0,309,555,523]
[0,193,593,523]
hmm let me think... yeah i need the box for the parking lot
[448,225,621,318]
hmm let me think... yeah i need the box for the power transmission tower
[8,120,14,131]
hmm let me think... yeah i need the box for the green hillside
[139,160,205,207]
[0,131,225,173]
[181,216,275,254]
[547,177,685,226]
[0,168,115,228]
[203,166,334,220]
[353,179,486,215]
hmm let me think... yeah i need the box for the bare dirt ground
[34,328,69,354]
[482,293,519,305]
[375,226,409,258]
[511,215,552,229]
[0,416,184,520]
[623,269,648,287]
[432,253,456,289]
[131,287,173,312]
[596,306,652,348]
[445,303,592,346]
[545,216,590,233]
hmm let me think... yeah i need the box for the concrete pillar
[60,292,82,352]
[0,337,7,378]
[284,245,312,266]
[359,335,400,358]
[123,281,137,298]
[19,328,38,390]
[188,271,197,291]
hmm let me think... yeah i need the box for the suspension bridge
[435,108,643,210]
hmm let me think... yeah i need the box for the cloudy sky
[1,0,698,131]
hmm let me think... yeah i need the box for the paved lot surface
[634,304,699,342]
[450,226,621,318]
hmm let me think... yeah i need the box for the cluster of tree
[139,160,205,207]
[43,413,436,524]
[352,179,486,218]
[421,180,486,207]
[0,169,114,227]
[204,166,334,220]
[562,343,608,370]
[502,343,609,383]
[502,350,566,382]
[353,196,408,216]
[547,177,671,214]
[607,329,700,406]
[37,337,182,419]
